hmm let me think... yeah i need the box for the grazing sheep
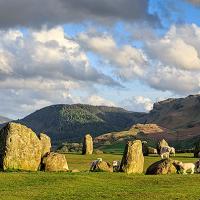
[160,146,170,159]
[160,146,175,159]
[176,161,196,174]
[90,158,102,171]
[169,147,175,156]
[112,160,121,172]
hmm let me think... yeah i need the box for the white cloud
[0,26,120,118]
[78,31,147,79]
[146,25,200,70]
[86,95,117,107]
[123,96,153,112]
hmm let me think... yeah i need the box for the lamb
[112,160,121,172]
[176,161,195,174]
[90,158,102,171]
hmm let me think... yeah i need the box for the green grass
[0,153,199,200]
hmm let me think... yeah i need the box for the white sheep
[177,161,196,174]
[160,146,170,159]
[112,160,121,172]
[169,147,175,156]
[160,146,175,159]
[90,158,102,171]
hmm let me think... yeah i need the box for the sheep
[176,161,196,174]
[112,160,121,172]
[160,146,170,159]
[90,158,102,171]
[160,146,175,159]
[169,147,175,157]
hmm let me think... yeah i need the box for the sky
[1,0,200,119]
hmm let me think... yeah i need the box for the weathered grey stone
[146,159,178,175]
[82,134,93,155]
[39,133,51,157]
[41,152,69,172]
[91,161,113,172]
[120,140,144,174]
[0,122,41,171]
[157,139,169,154]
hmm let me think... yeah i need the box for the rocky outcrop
[41,152,69,172]
[120,140,144,174]
[157,139,169,154]
[91,161,113,172]
[0,122,41,171]
[82,134,93,155]
[39,133,51,157]
[146,159,178,175]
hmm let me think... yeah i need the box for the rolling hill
[16,104,146,145]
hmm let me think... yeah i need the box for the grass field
[0,153,200,200]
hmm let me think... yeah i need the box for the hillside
[94,95,200,151]
[0,115,11,124]
[17,104,146,144]
[145,94,200,140]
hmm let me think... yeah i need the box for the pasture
[0,153,199,200]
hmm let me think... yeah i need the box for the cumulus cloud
[84,95,117,107]
[139,24,200,94]
[77,31,147,80]
[145,25,200,71]
[123,96,153,112]
[0,26,121,118]
[0,0,158,28]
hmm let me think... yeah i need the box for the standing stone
[41,152,69,172]
[157,139,169,154]
[120,140,144,174]
[142,141,149,156]
[39,133,51,157]
[194,140,200,158]
[0,122,41,171]
[82,134,93,155]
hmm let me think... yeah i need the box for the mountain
[17,104,146,145]
[145,94,200,141]
[94,94,200,151]
[0,115,11,124]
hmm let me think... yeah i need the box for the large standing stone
[157,139,169,154]
[146,159,178,175]
[194,140,200,158]
[39,133,51,157]
[142,141,149,156]
[82,134,93,155]
[41,152,69,172]
[0,122,41,171]
[120,140,144,174]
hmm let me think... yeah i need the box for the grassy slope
[0,153,199,200]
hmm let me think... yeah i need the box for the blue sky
[0,0,200,118]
